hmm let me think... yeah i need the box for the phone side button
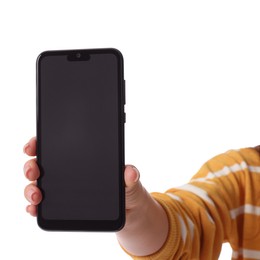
[123,80,126,104]
[124,112,126,123]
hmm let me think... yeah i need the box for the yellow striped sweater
[130,148,260,260]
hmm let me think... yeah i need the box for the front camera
[67,52,90,61]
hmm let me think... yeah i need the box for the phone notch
[67,51,91,62]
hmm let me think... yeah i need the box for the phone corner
[112,211,126,232]
[36,50,51,65]
[108,48,124,61]
[115,219,126,232]
[37,216,49,232]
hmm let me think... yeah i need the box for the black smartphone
[36,48,125,231]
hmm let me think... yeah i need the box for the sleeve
[126,148,260,260]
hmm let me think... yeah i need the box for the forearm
[116,189,169,257]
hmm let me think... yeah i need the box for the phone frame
[36,48,125,231]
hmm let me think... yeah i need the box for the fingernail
[24,164,31,178]
[31,193,39,202]
[131,166,140,182]
[23,143,30,154]
[28,189,36,203]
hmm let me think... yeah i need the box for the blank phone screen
[37,50,124,224]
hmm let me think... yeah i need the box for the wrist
[117,190,169,256]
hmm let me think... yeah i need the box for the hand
[116,166,169,256]
[23,137,144,217]
[23,137,168,256]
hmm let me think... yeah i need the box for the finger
[24,183,42,205]
[124,165,146,210]
[23,158,40,181]
[124,165,140,188]
[23,137,37,156]
[26,205,38,217]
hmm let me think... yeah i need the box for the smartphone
[36,48,125,231]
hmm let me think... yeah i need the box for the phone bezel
[36,48,125,231]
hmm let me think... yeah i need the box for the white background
[1,0,260,259]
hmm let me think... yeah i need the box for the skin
[23,137,169,256]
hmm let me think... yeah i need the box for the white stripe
[186,215,194,240]
[190,179,215,185]
[232,248,260,259]
[205,211,214,224]
[230,204,260,219]
[177,214,187,242]
[177,184,215,206]
[248,165,260,173]
[191,161,260,184]
[191,162,247,183]
[166,193,183,202]
[166,194,194,241]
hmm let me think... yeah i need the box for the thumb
[125,165,140,188]
[124,165,146,210]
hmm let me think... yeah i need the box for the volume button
[123,80,126,104]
